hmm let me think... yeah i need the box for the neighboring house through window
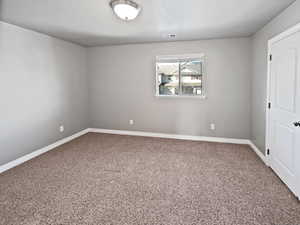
[156,54,206,98]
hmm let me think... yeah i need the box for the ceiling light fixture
[110,0,141,21]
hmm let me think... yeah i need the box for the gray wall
[88,38,252,139]
[251,0,300,154]
[3,0,299,165]
[0,22,89,165]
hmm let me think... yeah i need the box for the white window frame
[155,54,207,99]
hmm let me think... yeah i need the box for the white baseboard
[89,128,250,144]
[0,128,268,174]
[0,128,90,174]
[247,140,268,166]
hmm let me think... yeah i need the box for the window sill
[155,95,207,99]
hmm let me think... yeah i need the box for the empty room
[1,0,300,224]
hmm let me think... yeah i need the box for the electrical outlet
[129,120,134,125]
[59,125,64,133]
[210,123,216,131]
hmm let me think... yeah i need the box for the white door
[268,30,300,198]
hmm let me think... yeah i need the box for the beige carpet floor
[0,133,300,225]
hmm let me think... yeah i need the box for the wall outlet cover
[59,125,64,132]
[210,123,216,130]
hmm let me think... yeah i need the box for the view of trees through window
[157,57,203,96]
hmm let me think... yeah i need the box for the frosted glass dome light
[110,0,141,21]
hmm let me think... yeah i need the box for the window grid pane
[157,62,179,96]
[180,60,202,96]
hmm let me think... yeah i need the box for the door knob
[294,122,300,127]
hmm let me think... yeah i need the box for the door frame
[266,22,300,166]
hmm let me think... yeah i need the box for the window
[156,54,205,98]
